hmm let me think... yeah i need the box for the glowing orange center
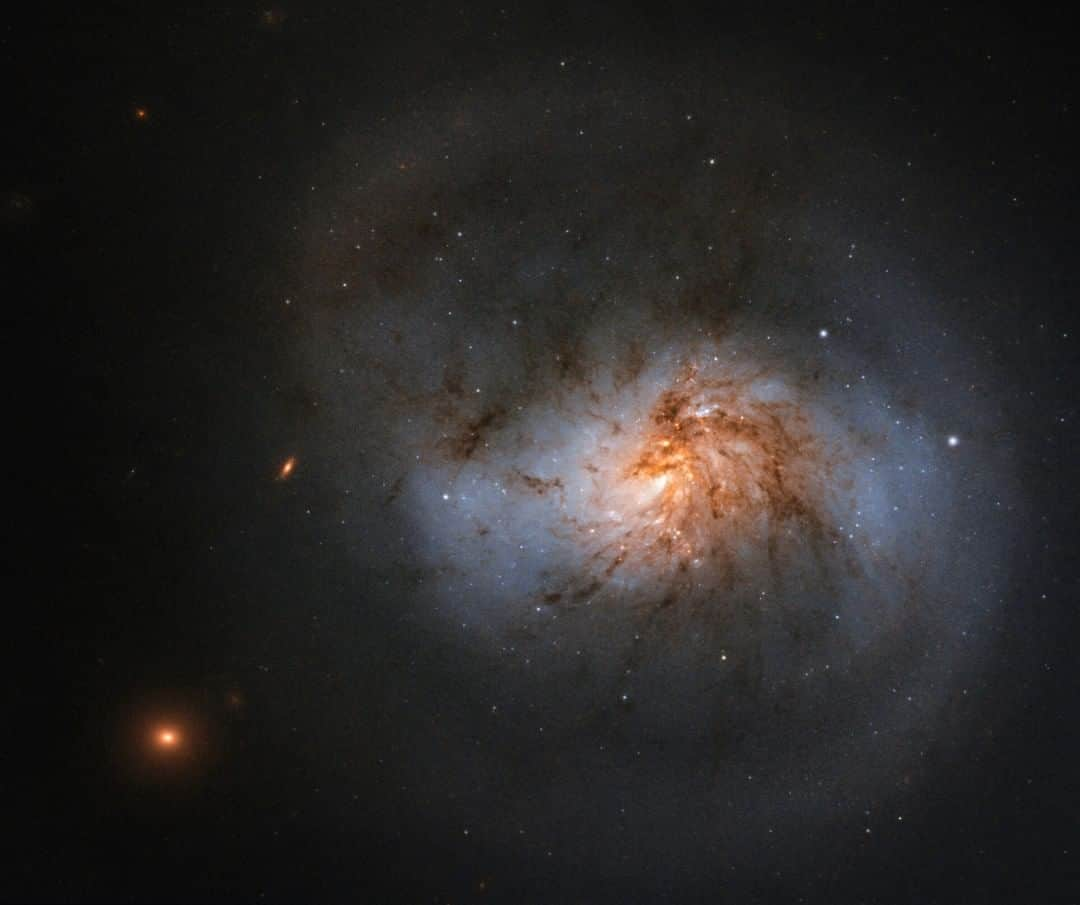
[155,728,180,748]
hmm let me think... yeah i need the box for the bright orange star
[153,726,181,750]
[278,456,297,480]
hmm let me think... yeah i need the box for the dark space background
[7,3,1079,903]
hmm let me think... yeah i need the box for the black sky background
[8,3,1080,903]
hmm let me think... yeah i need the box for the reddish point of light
[133,106,149,121]
[278,456,297,480]
[154,727,180,749]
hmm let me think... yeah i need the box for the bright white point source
[948,435,960,447]
[707,158,716,166]
[442,493,450,500]
[819,328,829,338]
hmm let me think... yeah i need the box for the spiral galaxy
[291,53,1021,889]
[22,5,1079,902]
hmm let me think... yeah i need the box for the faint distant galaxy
[286,50,1022,884]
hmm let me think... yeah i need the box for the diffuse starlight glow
[294,56,1018,861]
[153,727,180,749]
[542,360,844,611]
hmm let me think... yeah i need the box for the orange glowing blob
[278,456,297,479]
[133,106,149,121]
[153,726,181,749]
